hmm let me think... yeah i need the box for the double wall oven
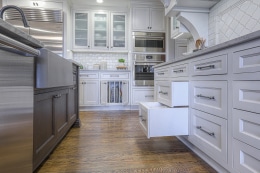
[132,32,165,86]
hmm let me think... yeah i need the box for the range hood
[171,18,192,39]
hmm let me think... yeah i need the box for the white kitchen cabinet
[92,12,109,49]
[132,7,165,32]
[79,72,100,106]
[132,88,154,105]
[139,102,188,139]
[73,11,91,49]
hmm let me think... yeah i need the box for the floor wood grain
[36,111,217,173]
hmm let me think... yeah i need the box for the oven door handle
[134,37,165,40]
[134,61,164,65]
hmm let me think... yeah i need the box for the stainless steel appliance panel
[4,7,63,55]
[0,49,34,173]
[133,32,165,52]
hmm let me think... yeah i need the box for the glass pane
[75,13,88,47]
[94,13,107,47]
[113,15,125,48]
[75,39,88,46]
[75,13,88,20]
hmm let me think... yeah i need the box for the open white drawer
[139,102,188,138]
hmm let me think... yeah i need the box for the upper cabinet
[74,11,90,48]
[73,10,127,51]
[132,7,165,32]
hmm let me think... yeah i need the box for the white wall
[209,0,260,46]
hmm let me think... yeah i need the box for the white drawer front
[132,89,154,105]
[154,68,169,79]
[190,54,227,76]
[80,73,99,79]
[233,109,260,150]
[139,102,188,138]
[101,73,129,79]
[189,109,227,165]
[233,81,260,114]
[233,139,260,173]
[190,81,227,118]
[170,63,189,78]
[156,82,188,107]
[233,46,260,74]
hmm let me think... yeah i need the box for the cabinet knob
[88,45,90,48]
[111,46,113,48]
[147,26,149,29]
[107,46,109,48]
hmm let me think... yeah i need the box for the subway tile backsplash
[209,0,260,46]
[73,52,128,70]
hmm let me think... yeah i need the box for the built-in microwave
[132,32,165,52]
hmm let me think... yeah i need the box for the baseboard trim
[80,105,139,111]
[177,136,230,173]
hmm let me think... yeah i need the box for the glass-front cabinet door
[111,13,127,50]
[93,12,108,49]
[74,12,90,49]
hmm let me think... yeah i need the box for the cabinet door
[111,13,127,50]
[92,12,109,49]
[68,87,77,126]
[73,11,91,49]
[100,80,108,105]
[122,80,129,105]
[83,80,100,106]
[150,8,165,32]
[132,7,150,31]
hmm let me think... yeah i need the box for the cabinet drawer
[80,73,99,79]
[233,109,260,150]
[190,54,227,76]
[100,72,129,79]
[139,102,188,139]
[233,81,260,114]
[132,89,154,105]
[170,63,189,77]
[190,81,227,119]
[233,139,260,173]
[233,46,260,74]
[154,67,169,79]
[156,81,188,107]
[189,109,227,165]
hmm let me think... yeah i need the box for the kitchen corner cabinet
[132,7,165,32]
[73,10,127,51]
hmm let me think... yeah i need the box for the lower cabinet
[33,87,77,171]
[79,79,99,106]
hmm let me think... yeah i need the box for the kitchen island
[0,18,80,172]
[153,30,260,173]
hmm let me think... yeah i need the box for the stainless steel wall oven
[133,54,165,86]
[132,32,165,52]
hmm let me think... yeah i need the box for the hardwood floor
[36,111,217,173]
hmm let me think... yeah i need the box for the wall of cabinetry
[153,33,260,173]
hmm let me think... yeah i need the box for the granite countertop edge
[154,30,260,68]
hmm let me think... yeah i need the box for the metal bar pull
[196,126,215,136]
[53,94,61,98]
[145,95,154,97]
[196,94,215,100]
[157,72,164,75]
[196,65,215,70]
[173,69,184,73]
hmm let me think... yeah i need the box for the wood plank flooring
[36,111,217,173]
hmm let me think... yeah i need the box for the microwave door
[29,21,63,54]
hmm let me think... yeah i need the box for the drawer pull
[110,75,119,77]
[158,73,165,75]
[196,126,215,136]
[145,95,154,97]
[141,118,146,122]
[53,94,62,98]
[196,65,215,70]
[159,91,168,95]
[173,69,184,73]
[196,94,215,100]
[71,87,77,90]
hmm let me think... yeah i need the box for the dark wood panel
[36,111,217,173]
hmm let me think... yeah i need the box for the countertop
[80,69,131,73]
[154,30,260,68]
[0,19,44,48]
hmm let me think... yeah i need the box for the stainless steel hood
[3,7,63,55]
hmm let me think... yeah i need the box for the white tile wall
[209,0,260,46]
[73,52,128,70]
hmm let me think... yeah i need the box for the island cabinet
[33,63,79,171]
[132,7,165,32]
[153,32,260,173]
